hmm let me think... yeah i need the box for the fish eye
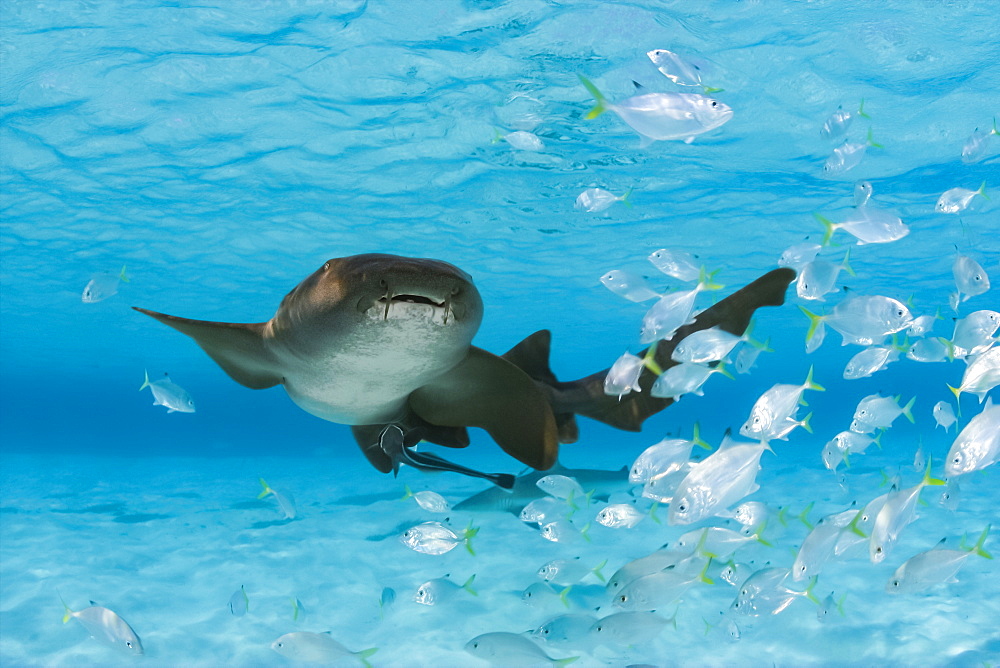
[798,565,806,572]
[618,595,627,603]
[711,101,717,107]
[276,642,284,648]
[875,546,883,554]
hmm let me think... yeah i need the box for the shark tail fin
[543,268,796,433]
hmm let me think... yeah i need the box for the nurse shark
[134,253,794,482]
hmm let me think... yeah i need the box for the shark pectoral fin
[132,307,282,390]
[409,347,559,471]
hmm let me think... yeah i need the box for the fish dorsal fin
[132,308,282,390]
[409,346,559,471]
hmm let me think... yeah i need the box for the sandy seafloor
[2,0,1000,665]
[1,411,999,667]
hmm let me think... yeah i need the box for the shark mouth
[375,293,453,323]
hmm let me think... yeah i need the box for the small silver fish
[948,347,1000,403]
[735,338,770,374]
[501,130,543,151]
[61,598,143,655]
[796,250,854,302]
[822,129,881,176]
[228,585,249,617]
[271,631,377,665]
[648,248,702,281]
[589,610,674,648]
[945,398,1000,477]
[647,49,704,87]
[600,270,660,303]
[850,394,915,434]
[886,527,992,594]
[139,370,195,413]
[577,187,633,213]
[820,100,868,140]
[961,120,998,163]
[950,309,999,356]
[952,255,991,303]
[533,613,599,649]
[536,474,586,503]
[650,361,732,400]
[540,519,589,544]
[400,521,478,555]
[402,485,450,513]
[604,352,645,399]
[802,295,912,348]
[936,182,987,214]
[778,242,822,271]
[414,574,477,606]
[815,207,908,246]
[82,265,129,303]
[639,288,700,343]
[595,503,648,529]
[668,435,770,525]
[630,424,709,484]
[843,343,902,380]
[537,557,607,586]
[465,631,578,666]
[907,337,949,363]
[580,75,733,146]
[520,497,566,526]
[258,478,296,520]
[869,462,945,563]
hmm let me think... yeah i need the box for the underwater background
[1,0,998,666]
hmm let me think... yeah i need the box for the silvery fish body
[951,310,999,356]
[952,255,991,302]
[604,351,645,398]
[778,242,821,270]
[945,399,1000,477]
[600,269,660,303]
[64,603,143,655]
[668,437,769,525]
[610,91,734,143]
[648,248,701,281]
[825,295,912,346]
[639,288,699,343]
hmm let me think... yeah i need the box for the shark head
[270,253,484,364]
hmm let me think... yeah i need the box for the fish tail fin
[59,593,72,624]
[754,520,773,547]
[799,306,825,345]
[866,127,883,149]
[592,559,608,583]
[857,98,870,119]
[580,522,592,543]
[640,341,663,376]
[578,75,609,119]
[777,505,790,527]
[546,269,795,432]
[799,501,815,530]
[804,576,821,605]
[698,266,725,292]
[743,320,766,350]
[703,85,724,94]
[698,557,716,585]
[804,365,825,392]
[620,187,634,208]
[490,127,505,144]
[842,450,852,468]
[463,522,480,556]
[847,510,867,537]
[901,396,916,423]
[716,360,735,380]
[257,478,273,499]
[757,336,775,353]
[118,265,130,283]
[691,422,712,451]
[947,384,963,417]
[814,213,837,246]
[968,525,993,560]
[800,411,814,434]
[649,501,661,524]
[836,593,847,616]
[991,117,999,136]
[977,181,990,200]
[355,648,379,668]
[922,457,946,487]
[559,586,573,609]
[555,655,581,667]
[565,489,580,513]
[462,574,479,596]
[400,484,414,501]
[139,369,151,391]
[873,430,884,449]
[841,247,856,277]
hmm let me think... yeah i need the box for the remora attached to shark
[134,253,794,480]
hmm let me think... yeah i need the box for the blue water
[2,1,999,666]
